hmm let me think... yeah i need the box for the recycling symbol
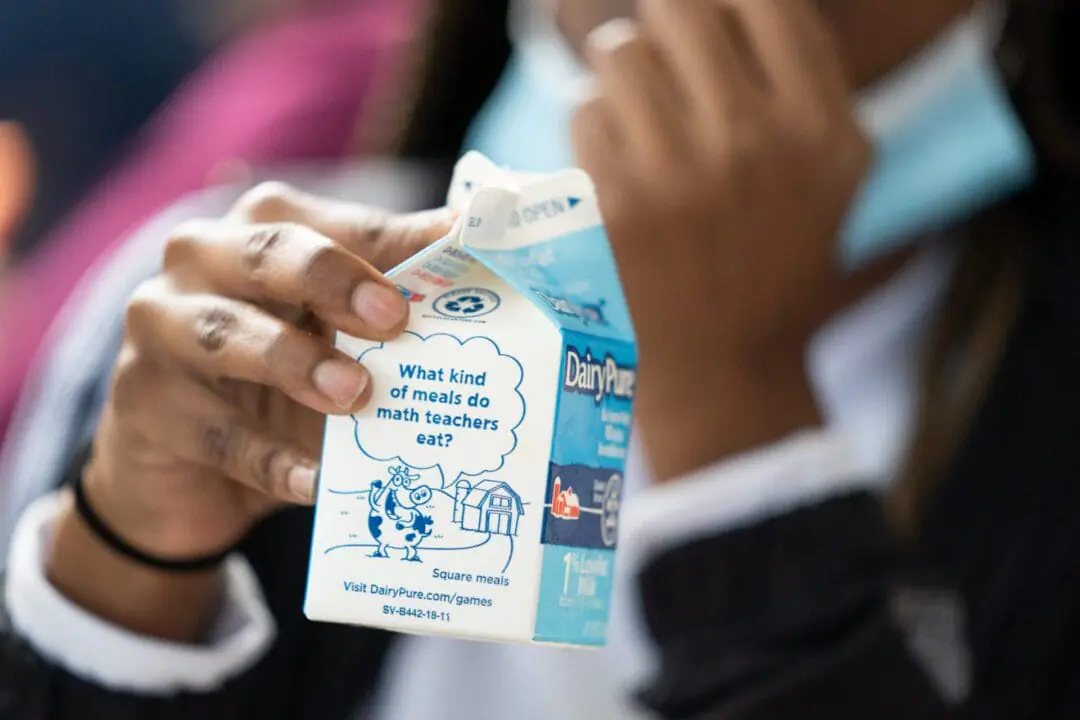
[444,295,486,315]
[433,288,501,319]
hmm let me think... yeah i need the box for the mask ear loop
[978,0,1010,47]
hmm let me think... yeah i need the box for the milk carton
[304,152,637,647]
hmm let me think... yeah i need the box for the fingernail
[587,18,639,54]
[352,282,408,332]
[427,207,458,239]
[287,465,318,503]
[313,360,368,408]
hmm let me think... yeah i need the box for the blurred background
[0,0,498,441]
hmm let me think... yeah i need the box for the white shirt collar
[616,239,959,501]
[808,240,959,487]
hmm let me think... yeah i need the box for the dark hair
[370,0,512,173]
[892,0,1080,533]
[1006,0,1080,171]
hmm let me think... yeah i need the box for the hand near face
[573,0,873,480]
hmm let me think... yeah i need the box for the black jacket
[1,196,1080,718]
[3,3,1080,717]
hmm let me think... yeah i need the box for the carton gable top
[393,152,635,348]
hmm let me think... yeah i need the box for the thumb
[229,182,455,272]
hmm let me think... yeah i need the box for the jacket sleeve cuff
[621,431,895,714]
[620,428,872,571]
[4,493,277,695]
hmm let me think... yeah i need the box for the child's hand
[573,0,873,480]
[83,183,451,560]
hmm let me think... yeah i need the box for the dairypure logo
[562,347,635,404]
[508,196,581,228]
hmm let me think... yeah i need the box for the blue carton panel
[541,331,635,552]
[541,463,622,550]
[533,544,615,646]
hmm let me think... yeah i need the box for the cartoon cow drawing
[367,466,434,561]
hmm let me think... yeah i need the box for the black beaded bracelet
[72,469,230,573]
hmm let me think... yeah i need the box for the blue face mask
[465,3,1036,268]
[841,4,1036,266]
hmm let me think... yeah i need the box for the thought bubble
[353,332,526,487]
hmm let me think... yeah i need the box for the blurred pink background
[0,0,422,436]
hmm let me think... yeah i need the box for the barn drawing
[453,480,523,537]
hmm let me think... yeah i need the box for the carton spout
[459,186,522,251]
[445,214,467,248]
[306,150,635,648]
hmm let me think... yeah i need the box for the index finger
[165,219,410,340]
[639,0,760,137]
[229,182,454,272]
[728,0,850,114]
